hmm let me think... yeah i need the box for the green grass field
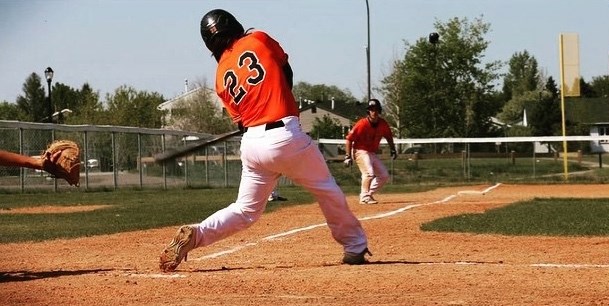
[421,197,609,236]
[1,184,608,243]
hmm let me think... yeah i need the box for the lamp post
[365,0,371,101]
[429,33,439,152]
[44,67,54,123]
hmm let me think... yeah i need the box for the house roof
[565,97,609,124]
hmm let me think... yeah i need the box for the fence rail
[1,120,608,193]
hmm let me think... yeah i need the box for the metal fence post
[84,131,89,189]
[224,141,228,187]
[19,128,24,193]
[112,132,117,190]
[52,129,57,192]
[137,133,143,188]
[162,134,167,190]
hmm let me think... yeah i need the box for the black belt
[244,120,285,132]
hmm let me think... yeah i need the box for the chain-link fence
[321,135,609,185]
[3,120,609,193]
[0,121,264,192]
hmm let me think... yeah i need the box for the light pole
[429,33,439,152]
[365,0,371,101]
[44,67,54,123]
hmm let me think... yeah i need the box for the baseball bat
[154,129,242,163]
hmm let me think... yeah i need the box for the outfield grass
[1,184,608,243]
[421,198,609,236]
[0,184,431,243]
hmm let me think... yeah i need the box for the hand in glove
[390,149,398,160]
[343,155,353,167]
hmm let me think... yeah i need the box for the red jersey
[346,117,394,153]
[215,31,299,127]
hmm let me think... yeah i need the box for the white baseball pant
[192,116,368,255]
[354,149,389,200]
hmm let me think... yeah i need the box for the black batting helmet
[367,99,382,113]
[200,9,245,61]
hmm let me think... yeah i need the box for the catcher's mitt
[41,140,81,186]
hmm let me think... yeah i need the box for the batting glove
[344,155,353,167]
[390,149,398,160]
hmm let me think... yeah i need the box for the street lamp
[44,67,54,123]
[429,32,439,44]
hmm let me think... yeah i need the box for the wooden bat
[154,129,242,163]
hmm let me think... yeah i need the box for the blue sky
[1,0,608,103]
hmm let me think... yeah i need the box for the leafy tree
[51,82,80,123]
[0,101,22,120]
[498,91,539,124]
[292,82,357,105]
[578,77,596,98]
[380,16,502,142]
[590,75,609,98]
[502,50,541,101]
[309,114,343,140]
[166,86,234,134]
[15,73,47,122]
[66,83,105,125]
[528,78,561,136]
[497,52,545,125]
[105,85,165,128]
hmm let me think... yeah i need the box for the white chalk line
[124,261,609,278]
[192,183,502,261]
[128,182,609,277]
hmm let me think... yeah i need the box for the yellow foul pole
[558,34,569,180]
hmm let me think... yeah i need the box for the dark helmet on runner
[200,9,245,61]
[366,99,383,114]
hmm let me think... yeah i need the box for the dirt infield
[1,184,609,305]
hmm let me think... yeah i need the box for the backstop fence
[1,120,608,193]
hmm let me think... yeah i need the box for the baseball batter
[159,9,370,272]
[345,99,397,204]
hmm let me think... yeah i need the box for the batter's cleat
[268,196,288,202]
[159,225,197,272]
[342,248,372,265]
[359,195,378,205]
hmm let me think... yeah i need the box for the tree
[51,82,80,123]
[578,77,596,98]
[502,50,541,101]
[105,85,165,128]
[590,75,609,98]
[498,91,539,124]
[528,77,561,136]
[15,73,47,122]
[309,114,343,140]
[292,82,357,105]
[166,86,234,134]
[66,83,105,125]
[380,16,502,142]
[497,52,545,125]
[0,101,22,120]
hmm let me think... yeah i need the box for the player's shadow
[191,266,255,273]
[0,268,112,283]
[187,260,503,272]
[364,259,503,265]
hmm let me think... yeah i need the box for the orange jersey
[346,117,394,153]
[215,31,299,127]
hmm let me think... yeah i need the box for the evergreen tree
[15,73,47,122]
